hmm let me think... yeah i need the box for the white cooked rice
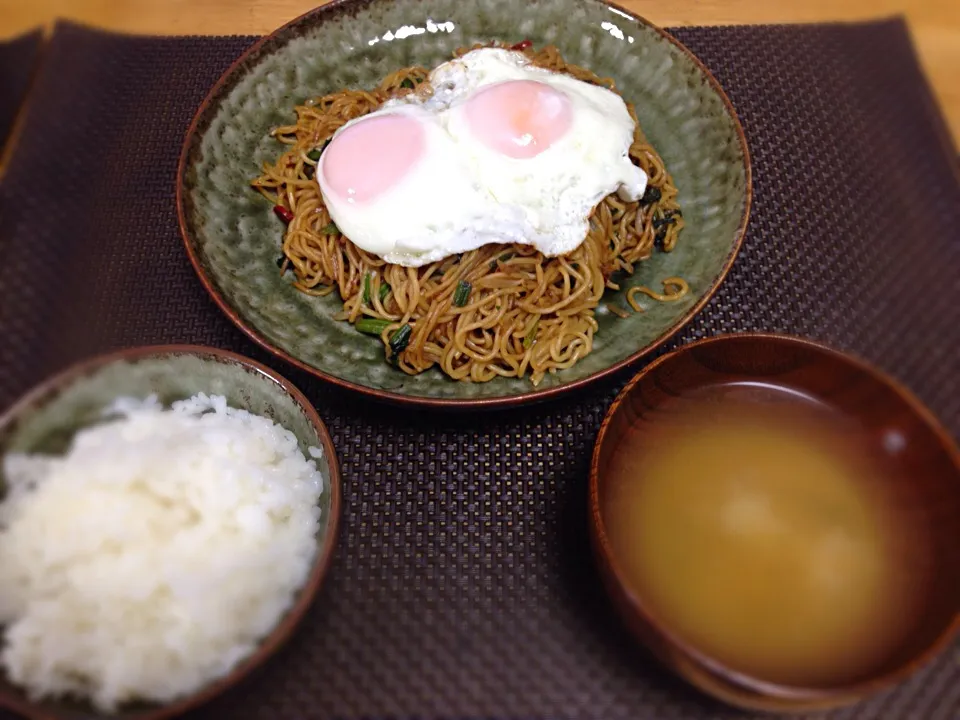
[0,393,324,712]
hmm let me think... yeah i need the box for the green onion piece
[400,78,415,89]
[356,318,392,336]
[303,147,324,180]
[389,324,413,354]
[523,317,540,349]
[452,280,472,307]
[641,185,662,205]
[379,282,391,302]
[652,209,683,236]
[489,252,514,271]
[362,273,372,304]
[320,222,339,234]
[654,228,667,249]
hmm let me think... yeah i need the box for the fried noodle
[252,44,686,385]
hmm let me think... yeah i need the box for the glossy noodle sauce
[602,383,928,687]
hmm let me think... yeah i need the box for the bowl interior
[591,334,960,707]
[0,347,338,720]
[179,0,749,403]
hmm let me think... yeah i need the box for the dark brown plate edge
[0,344,342,720]
[175,0,753,411]
[587,331,960,711]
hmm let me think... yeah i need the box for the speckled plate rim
[0,344,342,720]
[176,0,753,410]
[588,332,960,711]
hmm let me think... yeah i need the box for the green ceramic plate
[177,0,751,408]
[0,345,340,720]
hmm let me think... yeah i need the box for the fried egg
[317,47,647,267]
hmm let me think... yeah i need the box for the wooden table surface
[2,0,959,144]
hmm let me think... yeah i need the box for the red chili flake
[510,39,533,51]
[273,205,295,223]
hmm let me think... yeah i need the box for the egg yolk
[463,80,573,159]
[321,113,425,203]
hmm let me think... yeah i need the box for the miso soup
[602,383,928,687]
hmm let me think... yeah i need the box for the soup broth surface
[602,383,926,687]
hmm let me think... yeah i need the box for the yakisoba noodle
[253,43,687,385]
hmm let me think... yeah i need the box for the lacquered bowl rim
[175,0,753,410]
[588,331,960,709]
[0,344,342,720]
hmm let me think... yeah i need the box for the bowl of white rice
[0,345,341,719]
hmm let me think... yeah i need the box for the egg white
[317,48,647,267]
[435,49,648,257]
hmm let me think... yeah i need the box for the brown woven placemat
[0,29,43,158]
[1,17,959,720]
